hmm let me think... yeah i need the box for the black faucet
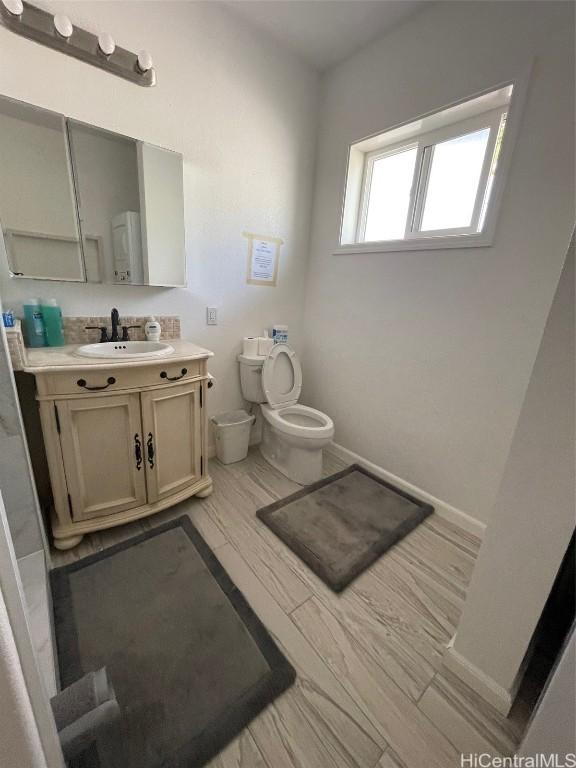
[110,308,120,342]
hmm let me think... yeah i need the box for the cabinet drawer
[41,359,204,396]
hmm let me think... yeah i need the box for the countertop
[23,339,214,374]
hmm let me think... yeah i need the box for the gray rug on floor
[257,464,434,592]
[51,517,295,768]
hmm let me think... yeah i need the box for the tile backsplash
[5,315,181,371]
[5,320,27,371]
[63,315,181,344]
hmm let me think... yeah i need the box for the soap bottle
[145,316,161,342]
[23,299,46,347]
[41,299,65,347]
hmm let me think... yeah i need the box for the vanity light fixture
[53,13,73,39]
[1,0,23,16]
[98,31,115,57]
[136,49,153,73]
[0,1,156,86]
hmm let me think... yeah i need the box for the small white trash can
[211,409,255,464]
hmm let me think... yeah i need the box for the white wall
[0,0,318,420]
[302,1,575,524]
[448,239,574,704]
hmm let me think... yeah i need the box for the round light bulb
[53,13,73,39]
[2,0,24,16]
[136,49,153,73]
[98,32,115,57]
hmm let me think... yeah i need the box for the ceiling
[225,1,428,72]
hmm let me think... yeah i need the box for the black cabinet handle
[77,376,116,390]
[160,368,187,382]
[134,433,142,470]
[146,432,155,469]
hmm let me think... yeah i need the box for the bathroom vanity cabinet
[24,342,213,549]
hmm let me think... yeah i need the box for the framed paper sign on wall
[244,232,283,286]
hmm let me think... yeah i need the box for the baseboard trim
[327,442,486,539]
[443,646,513,715]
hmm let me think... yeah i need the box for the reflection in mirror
[137,142,186,287]
[0,94,187,287]
[68,121,142,284]
[0,97,84,281]
[68,121,186,287]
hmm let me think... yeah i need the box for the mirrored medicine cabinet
[0,95,186,288]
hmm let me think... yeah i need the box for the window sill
[334,232,493,255]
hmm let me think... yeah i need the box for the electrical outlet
[206,307,218,325]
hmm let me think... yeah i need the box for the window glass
[364,147,417,242]
[420,127,490,232]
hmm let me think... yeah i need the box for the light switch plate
[206,307,218,325]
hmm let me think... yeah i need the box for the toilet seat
[260,343,334,445]
[239,342,335,484]
[262,344,302,408]
[261,403,334,440]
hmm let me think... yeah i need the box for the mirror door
[67,121,142,285]
[68,120,186,287]
[0,97,84,282]
[0,94,187,288]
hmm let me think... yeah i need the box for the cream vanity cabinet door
[56,393,147,521]
[140,380,202,503]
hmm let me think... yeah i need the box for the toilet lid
[262,343,302,408]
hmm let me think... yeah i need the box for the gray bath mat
[257,464,433,592]
[50,517,295,768]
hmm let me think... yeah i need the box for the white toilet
[238,344,334,485]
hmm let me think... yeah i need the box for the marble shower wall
[0,307,56,696]
[0,324,44,558]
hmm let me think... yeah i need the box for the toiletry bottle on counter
[41,299,65,346]
[23,299,46,347]
[145,316,161,342]
[2,309,15,328]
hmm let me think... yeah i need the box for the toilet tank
[238,354,266,403]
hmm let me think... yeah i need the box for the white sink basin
[75,341,175,360]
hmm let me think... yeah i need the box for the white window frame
[356,108,504,244]
[336,73,530,255]
[356,142,419,244]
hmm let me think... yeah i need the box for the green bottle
[23,299,46,347]
[41,299,65,347]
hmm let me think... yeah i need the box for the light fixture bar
[0,0,156,87]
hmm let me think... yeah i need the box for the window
[419,127,491,232]
[340,84,515,252]
[363,146,417,241]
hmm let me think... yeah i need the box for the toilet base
[260,419,324,485]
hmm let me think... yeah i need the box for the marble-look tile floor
[51,448,532,768]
